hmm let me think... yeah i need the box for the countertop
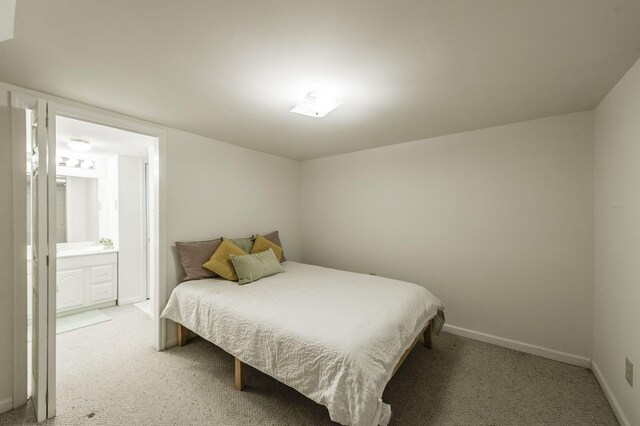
[56,248,119,258]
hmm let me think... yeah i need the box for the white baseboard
[118,296,147,305]
[442,324,591,368]
[591,361,631,426]
[0,397,13,415]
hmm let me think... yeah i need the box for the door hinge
[46,255,49,266]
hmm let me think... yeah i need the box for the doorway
[12,92,167,421]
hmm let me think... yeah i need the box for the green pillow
[230,248,284,285]
[224,237,254,253]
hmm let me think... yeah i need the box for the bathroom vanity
[57,249,118,314]
[27,247,118,317]
[52,163,120,315]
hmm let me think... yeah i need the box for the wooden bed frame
[177,320,432,391]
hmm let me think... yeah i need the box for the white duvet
[161,261,444,426]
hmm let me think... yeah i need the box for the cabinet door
[56,269,84,311]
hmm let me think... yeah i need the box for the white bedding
[161,261,444,426]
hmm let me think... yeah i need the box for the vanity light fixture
[290,91,343,118]
[80,160,95,169]
[67,138,92,153]
[59,156,95,170]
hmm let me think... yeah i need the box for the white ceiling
[56,116,154,159]
[1,1,640,160]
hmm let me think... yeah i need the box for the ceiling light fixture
[67,138,92,153]
[290,91,342,118]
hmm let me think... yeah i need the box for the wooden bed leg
[177,323,188,347]
[423,322,432,349]
[234,357,246,391]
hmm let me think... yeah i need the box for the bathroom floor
[133,299,153,318]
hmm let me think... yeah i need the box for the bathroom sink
[57,244,114,258]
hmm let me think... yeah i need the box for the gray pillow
[230,248,284,285]
[175,238,222,281]
[224,237,254,253]
[262,231,286,262]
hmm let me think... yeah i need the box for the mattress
[161,261,445,426]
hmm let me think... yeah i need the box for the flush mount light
[291,91,342,118]
[67,138,92,153]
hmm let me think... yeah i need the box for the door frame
[10,86,168,414]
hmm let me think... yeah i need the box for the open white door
[46,104,57,420]
[29,98,56,422]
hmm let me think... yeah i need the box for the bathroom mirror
[55,176,100,243]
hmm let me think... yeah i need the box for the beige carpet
[0,305,618,425]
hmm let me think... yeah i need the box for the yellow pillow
[251,234,283,262]
[202,239,247,281]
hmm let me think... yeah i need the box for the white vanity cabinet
[56,251,118,315]
[56,269,84,311]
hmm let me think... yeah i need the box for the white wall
[593,57,640,426]
[163,127,301,342]
[300,112,594,362]
[0,81,301,412]
[117,156,147,305]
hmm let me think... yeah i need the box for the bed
[161,261,445,426]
